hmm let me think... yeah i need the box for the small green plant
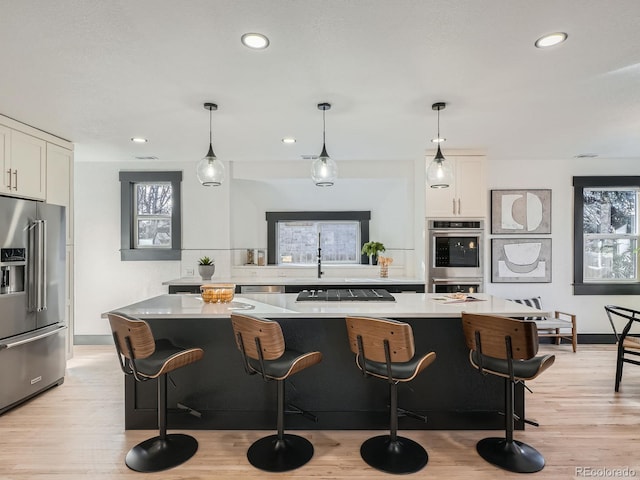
[361,241,386,257]
[198,256,214,265]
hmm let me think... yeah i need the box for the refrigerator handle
[28,220,47,312]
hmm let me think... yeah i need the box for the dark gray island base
[124,314,525,431]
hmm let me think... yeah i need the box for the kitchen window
[266,211,370,265]
[573,176,640,294]
[120,171,182,261]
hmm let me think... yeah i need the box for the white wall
[74,154,640,337]
[485,156,640,333]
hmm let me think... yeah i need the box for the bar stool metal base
[476,437,545,473]
[125,434,198,472]
[247,434,314,472]
[360,434,428,474]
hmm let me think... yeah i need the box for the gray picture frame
[491,189,551,234]
[491,238,552,283]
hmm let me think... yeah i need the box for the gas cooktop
[296,288,395,302]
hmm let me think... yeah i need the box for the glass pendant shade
[312,102,336,186]
[311,144,338,187]
[197,144,225,186]
[426,145,453,188]
[197,102,224,186]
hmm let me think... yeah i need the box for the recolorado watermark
[576,466,637,477]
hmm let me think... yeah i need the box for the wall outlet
[186,268,194,276]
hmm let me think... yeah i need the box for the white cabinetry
[46,143,74,245]
[65,246,74,358]
[426,155,486,217]
[2,129,46,200]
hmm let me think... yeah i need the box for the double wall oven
[427,219,484,293]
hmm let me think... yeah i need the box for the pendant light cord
[209,107,213,145]
[322,108,326,146]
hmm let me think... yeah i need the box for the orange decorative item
[378,256,393,278]
[200,284,236,303]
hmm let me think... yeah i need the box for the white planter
[198,264,215,280]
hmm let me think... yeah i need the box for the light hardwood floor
[0,344,638,479]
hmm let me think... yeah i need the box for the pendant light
[311,102,338,187]
[426,102,453,189]
[196,102,225,186]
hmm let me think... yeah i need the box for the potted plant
[198,256,216,280]
[361,241,385,265]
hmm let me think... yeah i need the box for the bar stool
[107,312,204,472]
[230,313,323,472]
[345,316,437,474]
[461,312,555,473]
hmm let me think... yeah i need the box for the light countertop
[162,276,424,286]
[105,293,548,320]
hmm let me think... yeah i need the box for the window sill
[121,249,181,261]
[574,283,640,295]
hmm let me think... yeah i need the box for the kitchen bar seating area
[1,343,637,479]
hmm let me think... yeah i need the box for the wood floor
[1,344,639,479]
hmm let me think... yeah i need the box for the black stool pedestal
[477,437,545,473]
[125,433,198,472]
[360,434,428,475]
[247,433,314,472]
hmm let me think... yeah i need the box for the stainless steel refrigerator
[0,195,67,414]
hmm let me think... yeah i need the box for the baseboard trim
[74,335,112,345]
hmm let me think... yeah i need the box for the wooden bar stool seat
[107,312,204,472]
[345,316,436,475]
[231,313,323,472]
[462,312,554,474]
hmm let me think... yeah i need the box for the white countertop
[163,276,424,286]
[105,293,548,319]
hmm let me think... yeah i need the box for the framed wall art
[491,238,552,283]
[491,189,551,234]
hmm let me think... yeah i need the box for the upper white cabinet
[2,129,46,200]
[46,143,74,244]
[426,155,486,218]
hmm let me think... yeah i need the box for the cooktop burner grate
[296,288,395,302]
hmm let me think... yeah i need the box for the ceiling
[1,1,639,167]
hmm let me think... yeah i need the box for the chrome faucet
[317,232,323,278]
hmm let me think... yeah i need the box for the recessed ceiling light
[535,32,568,48]
[431,137,445,143]
[282,137,296,144]
[241,33,270,49]
[131,137,148,143]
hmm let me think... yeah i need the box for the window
[120,171,182,261]
[266,211,370,265]
[573,176,640,294]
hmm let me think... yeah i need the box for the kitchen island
[107,293,548,431]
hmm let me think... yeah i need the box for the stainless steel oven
[427,219,484,292]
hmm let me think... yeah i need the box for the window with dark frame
[573,176,640,295]
[266,211,371,265]
[120,171,182,261]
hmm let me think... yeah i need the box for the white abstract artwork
[492,238,552,283]
[491,190,551,234]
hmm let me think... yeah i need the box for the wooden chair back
[345,316,415,363]
[107,312,155,360]
[231,313,285,361]
[461,313,538,360]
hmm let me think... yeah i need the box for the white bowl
[503,242,542,265]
